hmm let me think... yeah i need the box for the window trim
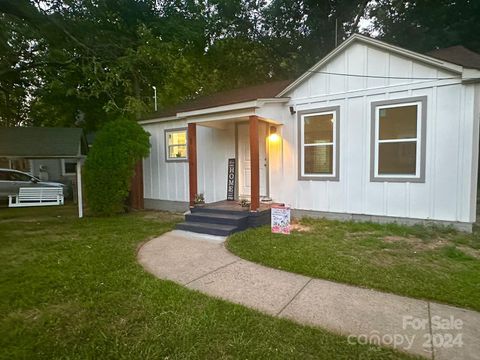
[164,127,188,163]
[61,159,77,176]
[298,106,340,181]
[370,96,427,183]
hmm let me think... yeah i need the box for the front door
[237,122,267,199]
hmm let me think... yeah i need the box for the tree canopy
[0,0,478,130]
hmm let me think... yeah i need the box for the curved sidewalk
[137,230,480,360]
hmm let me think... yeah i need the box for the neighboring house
[0,129,94,183]
[139,34,480,231]
[0,127,89,201]
[31,132,95,182]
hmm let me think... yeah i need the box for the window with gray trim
[165,128,187,161]
[299,107,340,180]
[371,97,427,182]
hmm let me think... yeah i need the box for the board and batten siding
[271,42,480,225]
[142,120,235,205]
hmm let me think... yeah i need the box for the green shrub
[84,118,150,216]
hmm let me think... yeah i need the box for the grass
[227,218,480,312]
[0,205,414,360]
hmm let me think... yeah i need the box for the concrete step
[175,222,239,236]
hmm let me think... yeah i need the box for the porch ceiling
[196,117,248,129]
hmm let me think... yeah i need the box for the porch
[177,112,284,235]
[187,115,279,212]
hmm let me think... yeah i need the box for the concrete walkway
[137,230,480,360]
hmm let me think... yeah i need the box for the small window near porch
[299,107,340,181]
[62,159,77,175]
[371,97,426,182]
[165,128,187,162]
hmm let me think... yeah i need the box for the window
[371,97,426,182]
[299,107,340,180]
[62,159,77,175]
[165,128,187,162]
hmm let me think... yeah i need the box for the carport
[0,127,88,218]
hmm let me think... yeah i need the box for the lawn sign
[271,205,291,234]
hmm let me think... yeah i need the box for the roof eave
[138,115,180,125]
[139,98,290,124]
[178,98,290,118]
[177,100,258,118]
[462,68,480,83]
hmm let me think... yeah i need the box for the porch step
[190,207,249,216]
[176,221,239,236]
[185,211,249,227]
[176,203,272,236]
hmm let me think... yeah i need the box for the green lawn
[0,205,413,359]
[227,218,480,312]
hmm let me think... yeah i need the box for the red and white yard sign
[271,205,291,234]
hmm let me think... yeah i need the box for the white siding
[197,124,236,202]
[142,120,235,203]
[273,42,478,224]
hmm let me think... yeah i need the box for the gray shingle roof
[428,45,480,70]
[143,79,292,120]
[0,127,88,158]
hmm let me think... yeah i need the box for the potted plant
[194,193,205,207]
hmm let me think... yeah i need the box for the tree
[367,0,480,53]
[84,118,150,216]
[0,12,43,127]
[0,0,211,129]
[2,0,478,131]
[263,0,370,77]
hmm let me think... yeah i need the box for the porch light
[269,126,280,142]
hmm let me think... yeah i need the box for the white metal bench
[8,187,64,207]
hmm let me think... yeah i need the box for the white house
[139,34,480,233]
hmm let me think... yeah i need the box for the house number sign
[227,158,236,201]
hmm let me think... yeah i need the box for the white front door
[237,122,267,199]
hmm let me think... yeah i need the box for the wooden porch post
[249,115,260,211]
[188,123,197,207]
[129,160,144,210]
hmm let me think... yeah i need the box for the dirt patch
[383,235,449,251]
[457,246,480,260]
[290,223,312,232]
[290,219,312,232]
[383,236,408,243]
